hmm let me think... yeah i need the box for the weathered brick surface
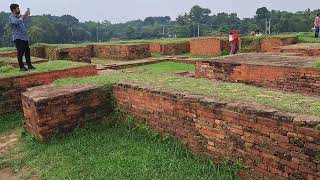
[261,37,298,53]
[22,84,108,141]
[0,65,97,115]
[0,52,16,58]
[191,38,225,55]
[195,60,320,96]
[150,43,161,53]
[93,44,151,60]
[113,83,320,180]
[160,42,190,55]
[47,46,92,63]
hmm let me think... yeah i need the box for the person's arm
[9,15,23,25]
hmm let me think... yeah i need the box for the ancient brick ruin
[113,83,320,180]
[93,44,151,60]
[149,42,190,55]
[260,37,298,53]
[195,53,320,96]
[22,84,107,141]
[0,65,97,115]
[190,38,230,55]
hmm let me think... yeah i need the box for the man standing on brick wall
[315,14,320,38]
[9,4,36,71]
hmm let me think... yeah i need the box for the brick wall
[113,83,320,180]
[195,61,320,96]
[160,42,190,55]
[57,46,92,63]
[93,44,151,60]
[22,84,109,141]
[0,65,97,115]
[190,38,224,55]
[261,37,298,52]
[0,52,16,58]
[150,43,161,53]
[280,48,320,56]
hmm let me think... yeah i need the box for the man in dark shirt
[9,4,35,71]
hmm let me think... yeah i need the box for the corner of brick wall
[112,83,320,179]
[22,84,111,141]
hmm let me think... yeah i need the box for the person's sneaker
[28,66,36,70]
[19,67,28,71]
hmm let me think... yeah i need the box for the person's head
[10,4,20,15]
[317,13,320,17]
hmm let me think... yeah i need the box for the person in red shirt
[230,28,239,55]
[315,14,320,38]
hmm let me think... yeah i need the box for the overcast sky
[0,0,317,23]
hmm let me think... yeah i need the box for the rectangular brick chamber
[195,53,320,96]
[0,65,97,115]
[190,38,231,55]
[93,44,151,60]
[22,84,110,142]
[150,42,190,55]
[113,83,320,180]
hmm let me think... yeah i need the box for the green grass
[0,60,88,79]
[0,57,45,64]
[306,60,320,68]
[151,53,224,59]
[56,62,320,118]
[33,43,88,50]
[0,47,16,54]
[0,113,240,179]
[0,113,22,135]
[91,57,129,65]
[94,38,191,46]
[297,32,320,43]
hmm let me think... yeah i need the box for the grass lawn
[33,43,88,50]
[94,38,191,46]
[56,62,320,118]
[0,57,45,64]
[0,60,88,79]
[91,57,129,65]
[151,53,225,59]
[0,112,240,179]
[0,47,16,54]
[297,32,320,43]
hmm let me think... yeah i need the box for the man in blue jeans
[9,4,35,71]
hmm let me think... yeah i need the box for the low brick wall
[190,38,230,55]
[261,37,298,53]
[113,83,320,180]
[0,65,97,115]
[45,46,92,63]
[22,84,108,141]
[93,44,151,60]
[195,61,320,96]
[160,42,190,55]
[280,48,320,56]
[150,43,161,53]
[0,52,16,58]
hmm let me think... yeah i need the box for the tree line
[0,5,319,47]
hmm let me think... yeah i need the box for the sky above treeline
[0,0,317,23]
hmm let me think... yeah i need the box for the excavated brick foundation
[22,84,108,141]
[190,38,230,55]
[0,65,97,115]
[195,53,320,96]
[93,44,151,60]
[22,82,320,179]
